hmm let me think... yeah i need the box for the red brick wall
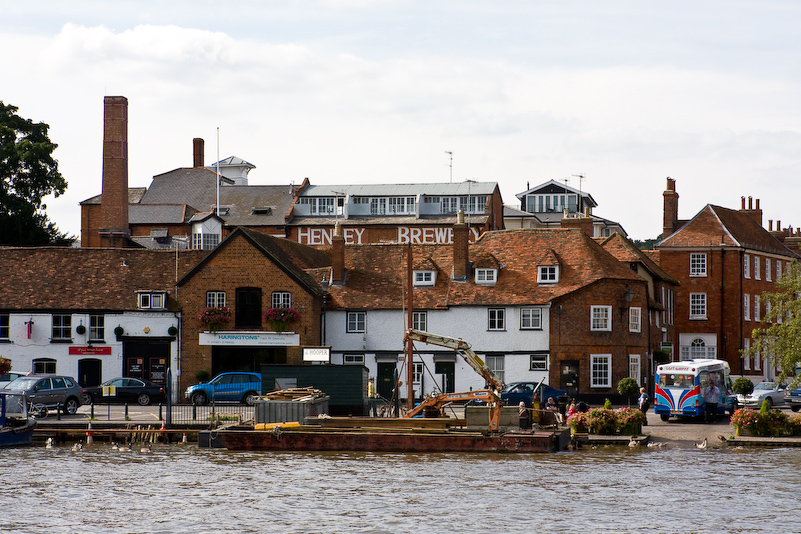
[177,234,322,392]
[549,280,650,397]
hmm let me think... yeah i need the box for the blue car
[185,372,262,405]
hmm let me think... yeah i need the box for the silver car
[3,374,84,415]
[738,381,786,409]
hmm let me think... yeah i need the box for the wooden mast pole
[406,244,414,411]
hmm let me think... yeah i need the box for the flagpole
[216,127,220,216]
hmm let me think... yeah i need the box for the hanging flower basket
[114,325,124,336]
[75,324,86,335]
[263,307,300,332]
[0,357,11,376]
[197,307,232,333]
[168,326,178,336]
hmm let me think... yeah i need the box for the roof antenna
[445,151,453,182]
[572,174,585,213]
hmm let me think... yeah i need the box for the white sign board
[199,332,300,346]
[303,346,331,362]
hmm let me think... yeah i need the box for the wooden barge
[198,416,571,452]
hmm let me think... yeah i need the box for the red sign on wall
[69,346,112,355]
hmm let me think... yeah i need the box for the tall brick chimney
[193,138,204,168]
[662,177,678,239]
[331,222,345,283]
[741,196,763,226]
[453,211,469,281]
[98,96,130,247]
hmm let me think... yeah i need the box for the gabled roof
[658,205,800,258]
[325,228,642,310]
[515,179,598,208]
[0,247,208,311]
[176,227,331,295]
[208,156,255,169]
[598,233,679,285]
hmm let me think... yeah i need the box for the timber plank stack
[262,387,326,402]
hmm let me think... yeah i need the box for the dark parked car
[3,374,84,415]
[82,377,166,406]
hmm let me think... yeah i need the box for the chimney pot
[193,138,204,168]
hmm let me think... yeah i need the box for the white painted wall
[324,305,551,395]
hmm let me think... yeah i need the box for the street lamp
[320,276,330,345]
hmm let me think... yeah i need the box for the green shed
[260,364,369,416]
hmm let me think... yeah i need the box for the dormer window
[137,291,167,310]
[538,265,559,285]
[251,207,272,215]
[475,268,497,285]
[413,270,436,287]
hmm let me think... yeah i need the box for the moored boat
[0,391,37,448]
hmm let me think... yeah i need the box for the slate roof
[141,168,295,227]
[325,228,642,310]
[0,247,208,311]
[658,205,800,258]
[298,182,499,197]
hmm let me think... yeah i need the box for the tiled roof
[0,247,208,311]
[326,228,642,310]
[658,205,800,258]
[177,227,331,295]
[598,233,679,285]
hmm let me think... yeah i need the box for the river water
[2,442,800,534]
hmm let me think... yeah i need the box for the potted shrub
[731,407,759,436]
[732,377,754,405]
[617,377,639,407]
[566,411,590,434]
[196,306,232,333]
[587,407,617,435]
[616,407,646,435]
[263,307,300,332]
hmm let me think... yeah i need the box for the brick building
[656,178,800,378]
[174,227,330,393]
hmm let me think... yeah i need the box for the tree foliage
[0,102,72,245]
[745,261,801,386]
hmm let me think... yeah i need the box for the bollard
[57,403,61,420]
[125,403,129,421]
[192,404,197,420]
[86,421,94,445]
[90,403,94,419]
[159,403,163,421]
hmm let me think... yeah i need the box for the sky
[2,0,801,241]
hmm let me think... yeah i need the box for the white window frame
[89,314,105,341]
[766,258,772,282]
[520,308,542,330]
[475,268,497,285]
[628,307,642,333]
[590,305,612,331]
[413,271,436,287]
[51,314,71,341]
[629,354,641,381]
[272,291,291,309]
[754,255,761,280]
[486,355,505,384]
[0,313,8,340]
[690,253,707,277]
[689,293,707,320]
[412,311,427,331]
[777,260,782,281]
[744,254,750,279]
[744,294,750,321]
[743,338,751,370]
[537,265,558,285]
[346,311,366,333]
[590,354,612,388]
[344,354,365,365]
[488,309,505,331]
[530,354,548,371]
[206,291,226,308]
[754,295,761,322]
[137,291,166,310]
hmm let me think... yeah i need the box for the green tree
[0,102,72,245]
[617,377,639,407]
[745,261,801,385]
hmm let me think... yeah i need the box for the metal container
[254,396,330,424]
